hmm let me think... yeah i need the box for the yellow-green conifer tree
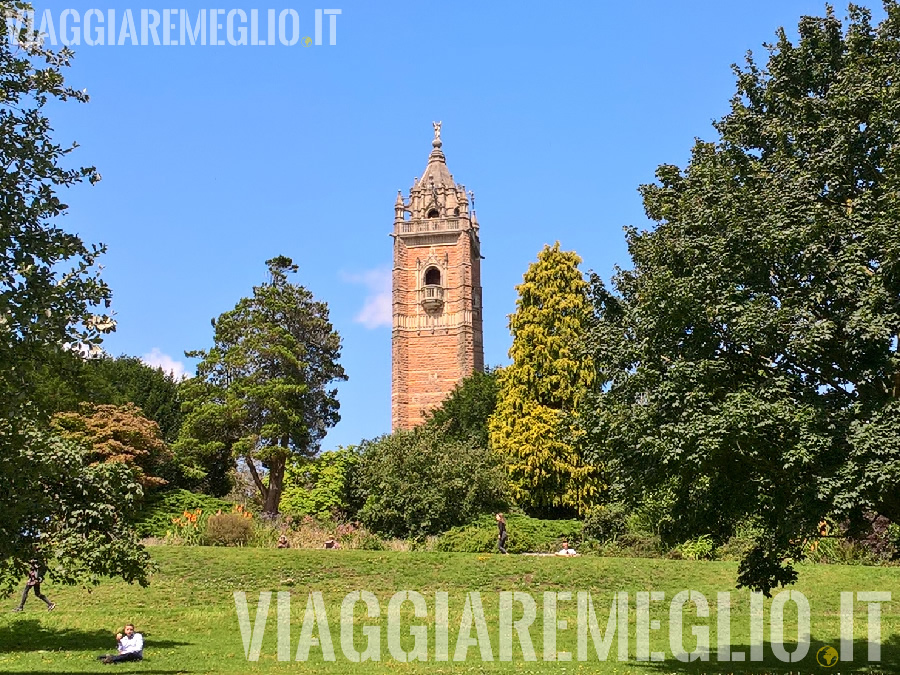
[489,243,600,514]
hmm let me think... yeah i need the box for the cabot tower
[391,123,484,430]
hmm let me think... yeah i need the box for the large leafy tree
[34,354,184,442]
[280,446,360,520]
[0,2,150,594]
[423,367,500,448]
[82,356,183,442]
[177,256,347,514]
[355,426,509,539]
[34,353,193,489]
[52,403,174,490]
[584,4,900,594]
[489,243,600,515]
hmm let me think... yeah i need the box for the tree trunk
[263,455,286,516]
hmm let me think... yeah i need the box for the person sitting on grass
[13,559,55,612]
[277,534,290,549]
[98,623,143,664]
[555,540,578,556]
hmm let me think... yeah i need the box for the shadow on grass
[638,634,900,674]
[0,618,190,654]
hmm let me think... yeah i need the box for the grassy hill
[0,547,897,673]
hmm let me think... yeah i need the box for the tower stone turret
[391,123,484,430]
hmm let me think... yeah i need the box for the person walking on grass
[13,559,55,612]
[98,623,144,664]
[496,513,509,554]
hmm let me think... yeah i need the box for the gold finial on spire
[432,121,442,148]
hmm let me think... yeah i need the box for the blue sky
[33,0,878,449]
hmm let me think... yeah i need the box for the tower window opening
[424,267,441,286]
[427,208,440,218]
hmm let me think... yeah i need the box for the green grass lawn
[0,547,897,673]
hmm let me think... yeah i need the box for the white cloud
[344,267,391,329]
[142,348,189,380]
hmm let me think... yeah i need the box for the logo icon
[816,645,839,667]
[303,36,312,47]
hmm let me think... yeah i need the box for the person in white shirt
[555,540,578,556]
[98,623,143,664]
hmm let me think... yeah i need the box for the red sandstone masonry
[392,235,483,429]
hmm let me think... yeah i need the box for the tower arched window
[424,267,441,286]
[427,208,440,219]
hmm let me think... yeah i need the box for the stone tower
[391,123,484,430]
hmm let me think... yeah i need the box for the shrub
[625,488,677,537]
[850,514,899,561]
[435,514,582,554]
[434,524,498,553]
[259,516,396,551]
[354,427,508,539]
[798,515,900,565]
[889,523,900,555]
[134,489,234,538]
[621,533,664,557]
[677,535,715,561]
[281,447,360,520]
[279,515,337,549]
[582,503,627,543]
[205,513,254,546]
[341,531,387,551]
[249,519,280,548]
[716,522,764,561]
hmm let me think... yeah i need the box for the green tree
[355,426,508,539]
[86,357,183,442]
[583,4,900,594]
[423,367,500,448]
[0,2,150,594]
[34,354,183,442]
[177,256,347,515]
[489,243,601,515]
[280,447,360,520]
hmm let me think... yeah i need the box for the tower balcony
[397,217,463,235]
[420,285,444,312]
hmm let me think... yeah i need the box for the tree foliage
[52,403,174,489]
[34,354,183,443]
[280,447,360,520]
[82,356,183,443]
[177,256,347,514]
[489,243,601,515]
[0,13,110,410]
[423,367,500,448]
[0,3,150,594]
[0,424,150,596]
[355,426,509,539]
[583,4,900,594]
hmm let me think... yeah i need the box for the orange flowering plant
[166,508,206,545]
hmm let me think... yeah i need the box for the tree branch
[243,457,267,502]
